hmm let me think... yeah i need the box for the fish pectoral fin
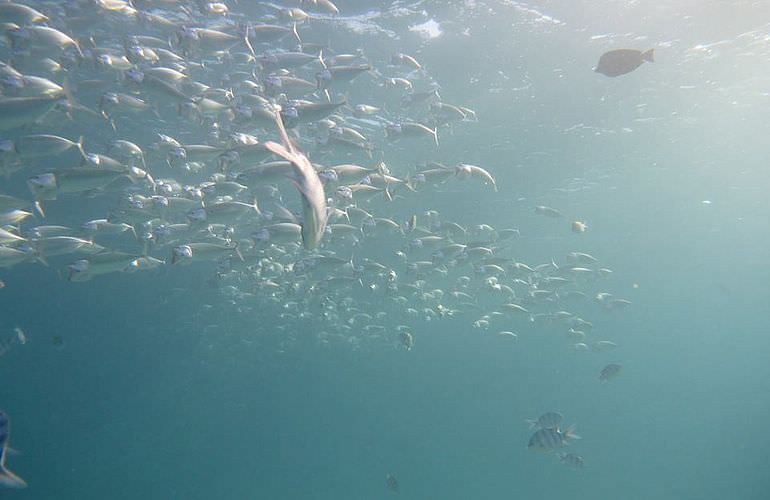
[264,140,297,164]
[0,465,27,489]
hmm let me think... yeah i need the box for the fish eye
[335,186,352,199]
[319,169,338,182]
[174,246,192,257]
[234,104,252,117]
[126,68,144,81]
[265,75,281,87]
[281,106,298,119]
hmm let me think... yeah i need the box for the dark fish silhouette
[386,473,399,493]
[595,49,654,77]
[599,363,622,382]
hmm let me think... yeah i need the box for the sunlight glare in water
[409,19,442,39]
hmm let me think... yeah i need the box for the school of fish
[0,0,646,490]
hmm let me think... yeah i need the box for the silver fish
[0,410,26,488]
[264,110,327,250]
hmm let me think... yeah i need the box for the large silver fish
[264,110,327,250]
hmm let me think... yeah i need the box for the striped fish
[558,452,585,469]
[0,410,26,489]
[526,411,564,430]
[527,425,580,453]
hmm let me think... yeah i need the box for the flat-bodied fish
[599,363,622,382]
[595,49,654,77]
[527,425,580,453]
[526,411,564,430]
[13,134,85,159]
[0,410,26,489]
[558,452,585,469]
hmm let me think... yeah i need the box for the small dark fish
[399,332,414,351]
[386,473,399,493]
[595,49,654,77]
[558,452,585,469]
[599,363,622,382]
[404,214,417,233]
[52,335,64,349]
[528,425,580,453]
[0,410,26,489]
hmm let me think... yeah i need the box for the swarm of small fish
[0,0,637,485]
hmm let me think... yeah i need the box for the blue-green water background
[2,0,770,498]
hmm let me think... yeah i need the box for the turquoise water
[1,1,769,498]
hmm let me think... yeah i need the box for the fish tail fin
[34,250,49,267]
[243,26,256,59]
[292,23,301,43]
[33,200,45,218]
[525,419,538,430]
[642,49,654,63]
[76,136,87,160]
[0,464,27,489]
[432,127,439,148]
[563,424,581,442]
[63,77,98,117]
